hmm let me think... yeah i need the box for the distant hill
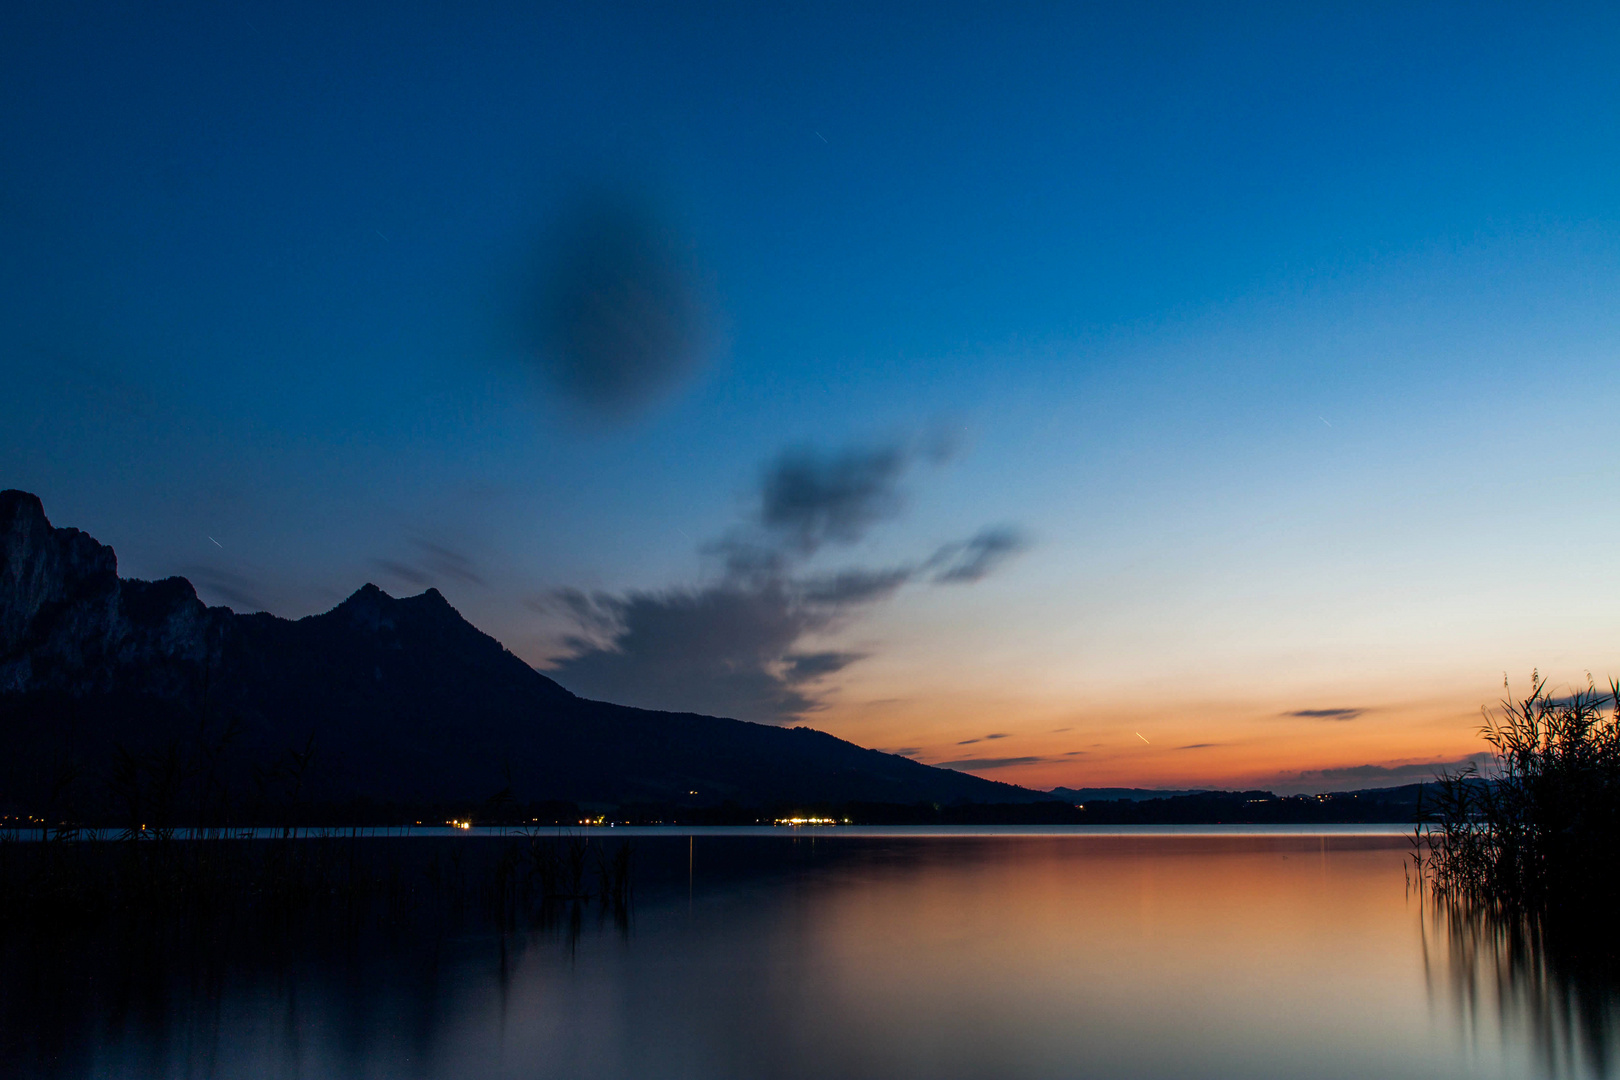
[0,490,1048,821]
[1058,784,1433,824]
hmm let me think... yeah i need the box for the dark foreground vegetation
[1419,673,1620,911]
[1416,672,1620,1059]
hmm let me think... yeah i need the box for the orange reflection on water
[48,833,1595,1080]
[782,837,1428,1079]
[455,834,1613,1079]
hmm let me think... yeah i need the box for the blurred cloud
[782,651,865,681]
[759,444,913,553]
[411,540,486,587]
[936,756,1047,770]
[711,437,969,573]
[372,538,487,591]
[544,582,841,722]
[927,526,1030,584]
[1284,707,1365,721]
[798,567,913,605]
[545,436,1028,723]
[1291,754,1491,784]
[525,190,710,421]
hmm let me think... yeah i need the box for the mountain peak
[3,493,1048,811]
[0,489,46,521]
[1,489,119,657]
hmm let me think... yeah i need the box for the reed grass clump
[1418,672,1620,911]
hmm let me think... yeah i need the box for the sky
[4,2,1620,794]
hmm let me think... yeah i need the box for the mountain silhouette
[0,490,1045,818]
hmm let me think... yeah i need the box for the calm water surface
[7,830,1616,1079]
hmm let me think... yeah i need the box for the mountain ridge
[0,490,1049,819]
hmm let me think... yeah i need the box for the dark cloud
[887,747,923,758]
[759,444,913,553]
[1292,755,1491,784]
[957,738,981,745]
[781,651,865,681]
[546,577,874,724]
[527,191,709,420]
[982,732,1010,740]
[1284,707,1364,721]
[706,537,791,581]
[799,566,914,606]
[543,568,897,723]
[1541,691,1616,710]
[546,582,823,722]
[535,587,621,638]
[1177,743,1219,750]
[935,756,1047,770]
[1062,750,1088,756]
[545,436,1029,723]
[928,526,1030,584]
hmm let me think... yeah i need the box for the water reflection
[1423,894,1620,1079]
[5,833,1616,1079]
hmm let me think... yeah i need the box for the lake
[4,828,1615,1079]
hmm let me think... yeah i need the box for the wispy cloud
[757,444,916,554]
[545,436,1030,723]
[1284,707,1364,721]
[926,526,1030,584]
[373,538,487,591]
[1289,754,1493,786]
[935,756,1046,770]
[373,559,432,588]
[544,581,841,722]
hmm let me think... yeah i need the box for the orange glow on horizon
[805,678,1508,793]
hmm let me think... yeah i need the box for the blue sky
[5,2,1619,789]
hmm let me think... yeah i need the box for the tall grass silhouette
[1417,672,1620,908]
